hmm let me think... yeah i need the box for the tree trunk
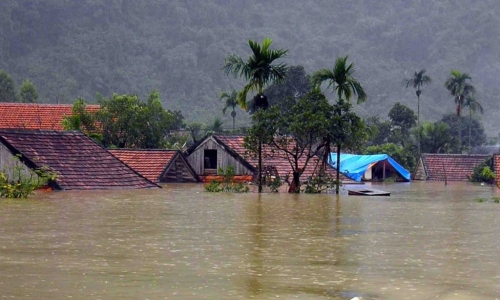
[288,171,300,193]
[416,91,420,156]
[335,144,341,195]
[258,139,263,193]
[468,109,472,154]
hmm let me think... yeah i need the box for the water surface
[0,181,499,299]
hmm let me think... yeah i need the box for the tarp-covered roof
[329,153,411,182]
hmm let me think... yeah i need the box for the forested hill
[1,0,499,135]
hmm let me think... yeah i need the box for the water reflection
[0,182,499,299]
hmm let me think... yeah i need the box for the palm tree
[223,38,288,110]
[223,38,288,193]
[311,56,367,194]
[404,69,432,156]
[463,95,484,153]
[444,70,475,153]
[220,90,238,130]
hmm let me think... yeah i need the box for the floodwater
[0,182,499,300]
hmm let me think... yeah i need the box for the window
[204,149,217,169]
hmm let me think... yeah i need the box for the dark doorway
[204,149,217,171]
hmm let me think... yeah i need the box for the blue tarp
[329,153,411,182]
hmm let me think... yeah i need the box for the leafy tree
[312,56,367,194]
[328,99,368,194]
[205,118,224,135]
[444,70,475,152]
[388,102,416,147]
[440,113,486,152]
[223,37,288,110]
[96,91,177,148]
[469,156,496,184]
[418,121,456,153]
[244,90,332,193]
[220,90,239,130]
[404,69,431,154]
[62,98,101,143]
[364,116,392,146]
[18,79,38,103]
[186,122,206,144]
[463,95,484,153]
[311,55,367,104]
[224,37,288,193]
[0,70,17,103]
[248,65,311,114]
[363,143,416,172]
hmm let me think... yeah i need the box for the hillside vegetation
[1,0,499,135]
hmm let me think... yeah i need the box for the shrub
[469,156,496,184]
[204,166,249,193]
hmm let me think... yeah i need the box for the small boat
[348,189,391,196]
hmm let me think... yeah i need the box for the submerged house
[109,149,199,183]
[413,153,490,181]
[0,103,100,131]
[0,129,159,190]
[185,135,354,184]
[329,153,411,182]
[494,154,500,187]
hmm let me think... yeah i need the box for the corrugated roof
[0,129,159,190]
[421,153,489,181]
[0,103,100,131]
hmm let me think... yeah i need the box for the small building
[413,153,490,181]
[329,153,411,182]
[0,102,100,131]
[185,135,354,184]
[109,149,199,183]
[0,129,159,190]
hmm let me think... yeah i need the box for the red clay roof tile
[421,153,489,181]
[0,103,100,131]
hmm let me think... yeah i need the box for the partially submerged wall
[0,143,39,182]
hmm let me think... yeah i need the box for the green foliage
[417,121,455,153]
[475,198,486,203]
[440,114,486,152]
[303,173,336,194]
[266,175,282,193]
[95,90,180,148]
[223,37,288,110]
[0,155,57,198]
[469,156,496,184]
[0,69,17,102]
[363,143,416,172]
[18,79,38,103]
[220,89,240,129]
[204,166,249,193]
[492,197,500,203]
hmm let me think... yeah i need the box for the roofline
[0,134,62,190]
[212,135,257,173]
[160,151,201,182]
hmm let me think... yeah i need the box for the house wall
[413,158,426,180]
[186,138,253,176]
[161,156,198,182]
[0,143,39,182]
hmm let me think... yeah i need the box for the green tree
[444,70,475,152]
[0,70,17,102]
[463,95,484,153]
[18,79,38,103]
[364,116,392,146]
[244,90,332,193]
[220,90,239,130]
[418,121,456,153]
[223,37,288,110]
[205,118,224,135]
[62,98,101,143]
[440,114,486,152]
[96,91,177,148]
[312,56,367,194]
[404,69,431,155]
[388,102,417,147]
[223,37,288,193]
[328,99,368,194]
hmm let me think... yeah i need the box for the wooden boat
[348,189,391,196]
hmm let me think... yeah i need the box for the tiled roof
[0,129,158,190]
[214,135,353,183]
[420,153,490,181]
[0,103,100,131]
[109,149,198,183]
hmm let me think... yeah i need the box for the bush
[204,166,249,193]
[469,156,496,184]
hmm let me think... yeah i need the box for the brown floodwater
[0,181,499,300]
